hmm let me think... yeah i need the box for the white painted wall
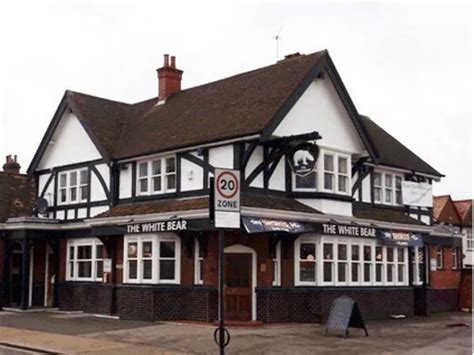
[209,145,234,169]
[77,208,88,219]
[268,157,285,191]
[297,198,352,216]
[37,112,102,170]
[420,215,430,225]
[180,153,204,192]
[361,172,372,203]
[90,205,109,217]
[119,163,132,199]
[245,145,264,188]
[272,79,365,155]
[38,173,55,206]
[56,210,65,220]
[90,163,109,202]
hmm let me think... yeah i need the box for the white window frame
[385,247,395,285]
[272,241,282,286]
[295,240,318,286]
[466,229,473,251]
[412,246,424,286]
[123,233,180,284]
[58,168,88,205]
[322,241,335,285]
[194,238,204,285]
[296,236,409,287]
[451,247,459,270]
[436,246,444,269]
[292,149,351,195]
[373,171,404,206]
[66,238,103,282]
[136,156,177,196]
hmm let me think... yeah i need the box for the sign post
[212,168,241,354]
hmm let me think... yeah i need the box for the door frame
[224,244,257,321]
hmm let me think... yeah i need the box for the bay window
[67,238,103,281]
[137,156,176,195]
[323,154,335,191]
[58,168,88,204]
[375,246,384,284]
[292,150,350,195]
[297,242,317,284]
[296,236,409,286]
[124,234,180,284]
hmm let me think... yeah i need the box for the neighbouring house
[0,50,456,322]
[0,155,36,308]
[433,195,472,312]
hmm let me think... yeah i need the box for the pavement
[0,310,471,354]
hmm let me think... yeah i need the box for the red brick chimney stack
[3,155,21,174]
[157,54,183,102]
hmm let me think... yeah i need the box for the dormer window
[137,156,176,195]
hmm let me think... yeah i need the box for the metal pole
[218,229,225,355]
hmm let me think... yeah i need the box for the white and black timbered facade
[0,51,460,322]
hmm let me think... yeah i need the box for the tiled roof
[433,195,462,225]
[0,172,36,223]
[453,199,472,226]
[360,116,443,177]
[95,193,321,218]
[69,51,326,160]
[352,202,426,226]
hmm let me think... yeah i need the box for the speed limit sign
[213,168,240,228]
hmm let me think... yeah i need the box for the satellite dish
[34,197,49,214]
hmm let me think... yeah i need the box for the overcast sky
[0,1,471,199]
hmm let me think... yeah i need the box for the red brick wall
[429,245,461,289]
[459,269,472,310]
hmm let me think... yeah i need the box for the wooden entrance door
[225,253,252,321]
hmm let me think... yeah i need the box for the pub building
[0,50,461,323]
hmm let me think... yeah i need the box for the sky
[0,0,472,199]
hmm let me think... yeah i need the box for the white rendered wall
[37,112,102,170]
[209,145,234,169]
[420,215,430,225]
[90,206,109,217]
[361,173,372,203]
[38,173,54,205]
[245,145,264,188]
[180,153,204,192]
[268,157,285,191]
[119,163,132,199]
[90,163,109,202]
[273,79,365,155]
[297,198,352,217]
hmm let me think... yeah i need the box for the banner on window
[242,216,315,234]
[378,230,424,247]
[402,181,432,207]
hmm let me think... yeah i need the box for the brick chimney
[3,155,21,174]
[157,54,183,102]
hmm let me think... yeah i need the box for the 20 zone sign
[215,169,240,210]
